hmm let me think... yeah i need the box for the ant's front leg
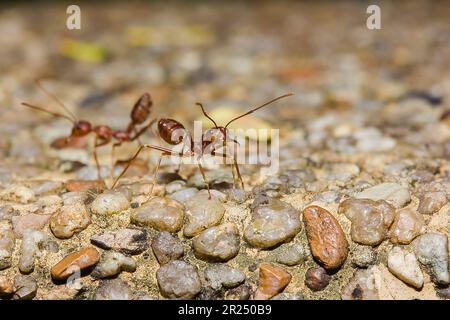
[110,141,122,180]
[229,139,245,190]
[197,158,211,200]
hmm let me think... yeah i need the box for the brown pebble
[65,180,106,193]
[0,275,13,297]
[303,205,349,270]
[305,267,331,291]
[51,247,100,281]
[254,263,291,300]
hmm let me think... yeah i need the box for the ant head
[72,121,92,136]
[203,127,228,143]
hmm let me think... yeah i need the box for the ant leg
[110,142,122,180]
[111,144,174,189]
[132,127,143,146]
[197,162,211,199]
[230,160,237,189]
[148,154,163,201]
[93,137,102,180]
[230,139,244,189]
[233,157,245,190]
[130,119,157,142]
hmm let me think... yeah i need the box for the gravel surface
[0,1,449,300]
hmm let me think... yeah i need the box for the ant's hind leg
[198,162,211,199]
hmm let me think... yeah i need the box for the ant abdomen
[158,118,187,145]
[130,93,153,126]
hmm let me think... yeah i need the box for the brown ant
[112,93,293,199]
[21,80,155,180]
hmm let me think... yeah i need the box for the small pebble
[0,184,35,204]
[30,180,64,196]
[224,284,252,300]
[254,263,291,300]
[94,278,133,300]
[183,194,225,237]
[305,267,331,291]
[339,198,395,246]
[303,205,348,270]
[271,292,303,300]
[388,208,425,244]
[50,202,90,239]
[204,264,246,290]
[0,205,18,220]
[273,243,308,266]
[90,191,130,216]
[12,214,51,238]
[65,179,106,193]
[19,230,48,274]
[224,188,247,204]
[196,286,223,300]
[91,251,136,279]
[156,260,202,299]
[131,197,185,233]
[387,246,423,289]
[188,169,234,189]
[169,188,199,203]
[356,182,411,208]
[413,233,449,285]
[244,196,301,249]
[13,275,37,300]
[192,223,240,262]
[341,267,379,300]
[0,220,15,270]
[417,191,447,215]
[0,275,13,298]
[165,180,187,194]
[91,228,148,255]
[51,247,100,281]
[351,246,377,268]
[151,231,184,265]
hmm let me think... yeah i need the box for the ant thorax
[201,127,236,157]
[94,125,112,140]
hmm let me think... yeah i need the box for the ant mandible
[21,80,155,180]
[111,93,293,199]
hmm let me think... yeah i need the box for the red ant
[21,80,155,180]
[111,93,293,199]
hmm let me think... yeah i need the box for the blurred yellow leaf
[125,25,215,47]
[59,39,107,63]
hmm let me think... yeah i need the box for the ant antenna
[196,102,218,128]
[224,93,294,128]
[21,102,76,124]
[35,79,78,122]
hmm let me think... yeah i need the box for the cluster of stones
[0,175,449,300]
